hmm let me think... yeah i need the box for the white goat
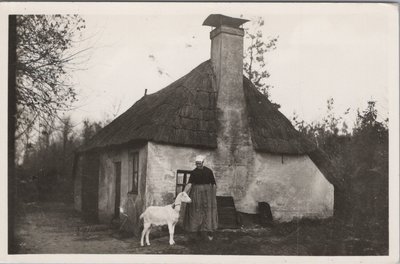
[139,191,191,246]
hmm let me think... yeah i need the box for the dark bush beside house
[295,99,388,249]
[350,166,388,235]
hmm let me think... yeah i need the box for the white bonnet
[195,155,205,162]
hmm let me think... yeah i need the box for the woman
[183,155,218,241]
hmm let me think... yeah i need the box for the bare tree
[14,15,88,141]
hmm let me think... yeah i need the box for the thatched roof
[81,60,315,155]
[79,60,343,187]
[80,60,217,152]
[243,77,316,155]
[308,148,344,189]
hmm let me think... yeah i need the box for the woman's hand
[184,183,192,194]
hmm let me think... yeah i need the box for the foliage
[292,99,388,232]
[243,17,278,100]
[293,99,388,177]
[16,118,104,202]
[15,15,87,140]
[81,119,104,144]
[352,101,388,175]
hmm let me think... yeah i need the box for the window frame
[130,152,139,194]
[176,170,191,196]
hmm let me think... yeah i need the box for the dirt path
[14,202,387,255]
[15,202,193,254]
[14,202,294,255]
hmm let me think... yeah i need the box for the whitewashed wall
[146,141,334,222]
[236,152,334,221]
[97,145,148,234]
[146,142,213,207]
[83,141,333,225]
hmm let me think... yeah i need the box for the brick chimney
[203,14,249,104]
[203,14,254,210]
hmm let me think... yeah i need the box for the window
[131,152,139,194]
[176,170,191,196]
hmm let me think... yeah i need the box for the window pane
[177,173,184,184]
[176,170,191,196]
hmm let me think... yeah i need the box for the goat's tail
[139,212,144,220]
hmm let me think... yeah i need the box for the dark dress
[183,166,218,232]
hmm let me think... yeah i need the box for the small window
[176,170,191,196]
[131,152,139,194]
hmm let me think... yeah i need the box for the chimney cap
[203,14,249,29]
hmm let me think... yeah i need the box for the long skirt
[183,184,218,232]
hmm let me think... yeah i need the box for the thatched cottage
[74,14,340,235]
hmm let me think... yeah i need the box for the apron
[183,184,218,232]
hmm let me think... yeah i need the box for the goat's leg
[168,223,175,245]
[140,222,150,247]
[145,225,152,246]
[171,223,177,244]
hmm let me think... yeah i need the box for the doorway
[114,161,121,218]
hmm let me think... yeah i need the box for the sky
[18,3,400,131]
[66,3,397,132]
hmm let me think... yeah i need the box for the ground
[13,202,387,255]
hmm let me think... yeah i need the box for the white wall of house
[97,145,148,234]
[146,142,255,206]
[146,141,334,222]
[98,149,127,222]
[146,142,212,207]
[236,152,334,221]
[75,141,333,224]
